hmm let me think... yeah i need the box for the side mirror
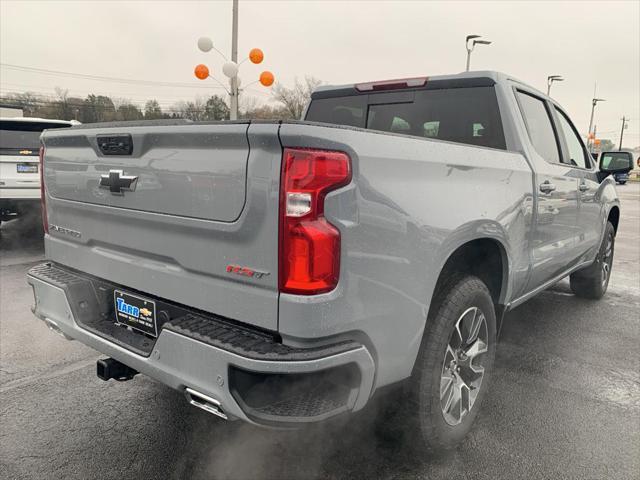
[599,151,634,174]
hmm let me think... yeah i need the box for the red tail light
[279,148,351,295]
[39,145,49,234]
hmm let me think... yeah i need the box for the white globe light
[198,37,213,52]
[222,61,239,78]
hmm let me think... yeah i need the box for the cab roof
[311,70,542,99]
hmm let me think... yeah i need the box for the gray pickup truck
[28,71,633,452]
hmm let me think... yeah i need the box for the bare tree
[272,76,323,119]
[53,87,73,120]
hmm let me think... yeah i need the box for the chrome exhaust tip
[185,387,228,420]
[43,317,73,341]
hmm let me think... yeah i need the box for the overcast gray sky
[1,0,638,147]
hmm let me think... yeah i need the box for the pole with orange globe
[193,2,275,120]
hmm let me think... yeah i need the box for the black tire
[619,181,626,185]
[570,221,615,300]
[399,275,497,453]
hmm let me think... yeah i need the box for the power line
[0,63,271,98]
[1,63,224,89]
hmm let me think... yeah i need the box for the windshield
[0,121,71,154]
[305,86,506,150]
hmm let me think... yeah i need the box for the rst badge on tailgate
[226,264,270,279]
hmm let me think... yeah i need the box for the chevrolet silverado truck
[27,71,632,452]
[0,117,74,227]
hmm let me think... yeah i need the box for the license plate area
[114,290,157,337]
[17,163,38,173]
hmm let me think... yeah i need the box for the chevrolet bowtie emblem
[99,169,138,194]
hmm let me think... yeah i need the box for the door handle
[539,181,556,193]
[579,183,590,192]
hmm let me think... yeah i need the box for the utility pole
[229,0,239,120]
[619,116,628,150]
[587,97,605,152]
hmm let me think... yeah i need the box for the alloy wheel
[440,306,489,426]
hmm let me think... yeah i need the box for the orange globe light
[249,48,264,64]
[194,64,210,80]
[259,71,274,87]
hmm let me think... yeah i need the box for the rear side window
[0,121,71,154]
[515,92,560,164]
[306,86,506,150]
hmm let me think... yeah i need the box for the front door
[514,90,581,292]
[552,106,603,262]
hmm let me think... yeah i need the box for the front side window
[554,108,590,169]
[516,91,560,164]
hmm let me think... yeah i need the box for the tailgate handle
[97,134,133,156]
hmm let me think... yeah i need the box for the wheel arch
[433,237,510,307]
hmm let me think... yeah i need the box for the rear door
[515,90,581,291]
[0,120,70,199]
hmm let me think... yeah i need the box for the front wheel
[403,275,497,453]
[570,221,615,299]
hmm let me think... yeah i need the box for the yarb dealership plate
[114,290,157,337]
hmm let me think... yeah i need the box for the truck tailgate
[41,122,281,331]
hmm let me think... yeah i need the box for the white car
[0,117,75,226]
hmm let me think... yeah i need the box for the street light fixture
[465,35,492,72]
[587,98,605,152]
[546,75,564,96]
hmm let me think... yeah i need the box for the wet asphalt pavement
[1,183,639,480]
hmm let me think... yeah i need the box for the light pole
[546,75,563,96]
[465,35,491,72]
[587,97,605,152]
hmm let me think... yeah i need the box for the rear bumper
[27,262,376,426]
[0,187,40,200]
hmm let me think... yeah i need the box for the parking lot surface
[1,183,638,480]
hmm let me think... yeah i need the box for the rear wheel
[570,221,615,299]
[402,275,497,453]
